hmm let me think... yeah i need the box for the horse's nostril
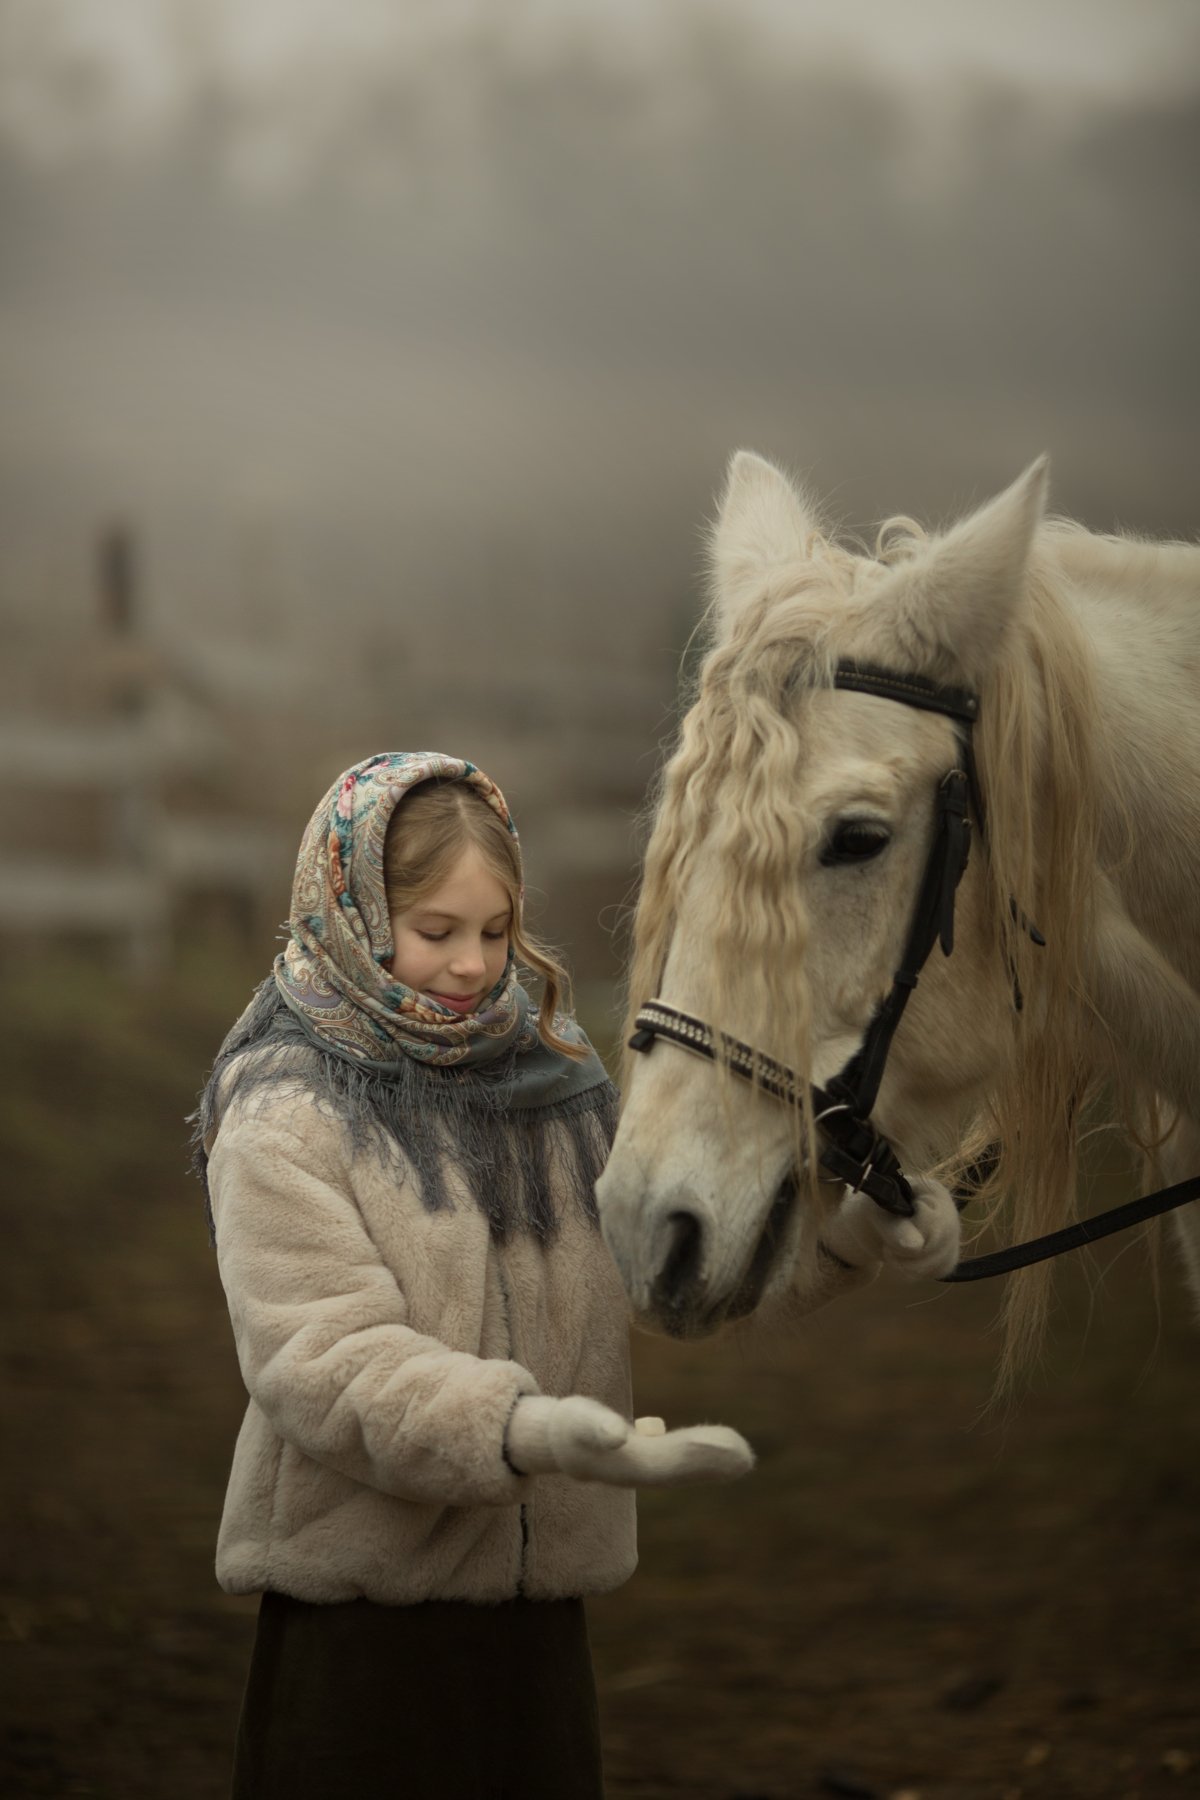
[654,1208,705,1308]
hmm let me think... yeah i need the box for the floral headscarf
[275,751,535,1068]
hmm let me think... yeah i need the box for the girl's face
[388,843,512,1015]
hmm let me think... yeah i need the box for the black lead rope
[939,1175,1200,1281]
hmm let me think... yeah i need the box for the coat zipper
[495,1255,529,1596]
[517,1503,529,1598]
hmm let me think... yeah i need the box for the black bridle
[629,659,1200,1282]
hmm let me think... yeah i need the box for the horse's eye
[820,820,891,867]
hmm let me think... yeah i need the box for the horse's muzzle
[612,1172,799,1339]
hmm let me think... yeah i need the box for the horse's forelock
[627,533,917,1123]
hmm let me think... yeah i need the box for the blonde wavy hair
[385,781,585,1061]
[627,518,1124,1390]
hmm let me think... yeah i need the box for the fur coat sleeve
[208,1093,541,1509]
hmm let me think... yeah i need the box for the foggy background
[1,0,1197,987]
[2,7,1198,1798]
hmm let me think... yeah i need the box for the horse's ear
[891,456,1049,679]
[709,450,821,635]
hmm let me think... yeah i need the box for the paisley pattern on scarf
[276,751,536,1069]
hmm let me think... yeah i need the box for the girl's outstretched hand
[505,1395,754,1487]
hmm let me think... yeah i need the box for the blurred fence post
[98,524,170,981]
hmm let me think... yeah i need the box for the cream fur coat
[207,1079,637,1605]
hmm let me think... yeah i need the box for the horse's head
[597,450,1052,1337]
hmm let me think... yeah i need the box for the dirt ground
[2,942,1197,1800]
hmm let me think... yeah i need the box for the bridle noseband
[630,660,987,1220]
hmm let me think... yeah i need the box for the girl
[192,751,752,1800]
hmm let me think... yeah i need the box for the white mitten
[505,1394,754,1487]
[821,1174,961,1281]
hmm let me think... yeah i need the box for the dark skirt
[231,1591,604,1800]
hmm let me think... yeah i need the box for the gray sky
[1,0,1196,664]
[0,0,1196,180]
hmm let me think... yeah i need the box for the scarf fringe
[189,981,618,1248]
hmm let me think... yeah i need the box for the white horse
[596,452,1200,1384]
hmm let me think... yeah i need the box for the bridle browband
[628,659,1200,1282]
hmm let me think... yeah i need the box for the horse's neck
[1044,522,1200,967]
[1048,526,1200,721]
